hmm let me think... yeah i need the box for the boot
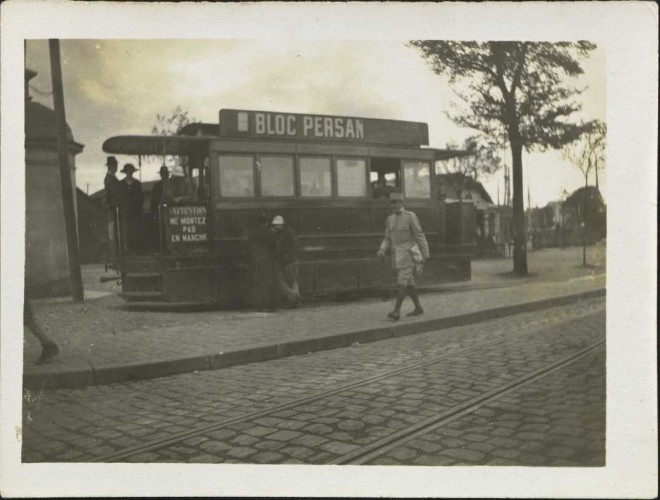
[388,285,407,321]
[35,342,59,365]
[406,285,424,317]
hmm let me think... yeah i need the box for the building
[25,68,84,297]
[436,173,510,255]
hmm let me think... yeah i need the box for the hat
[106,156,117,166]
[121,163,138,174]
[170,165,185,177]
[389,192,404,202]
[159,166,169,176]
[272,215,284,225]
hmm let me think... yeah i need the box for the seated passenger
[372,177,389,199]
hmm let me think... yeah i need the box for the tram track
[89,308,605,463]
[332,339,605,465]
[91,336,510,462]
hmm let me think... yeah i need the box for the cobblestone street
[22,297,605,466]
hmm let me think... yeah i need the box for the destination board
[219,109,429,147]
[164,204,210,254]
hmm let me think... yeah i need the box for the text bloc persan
[164,204,210,254]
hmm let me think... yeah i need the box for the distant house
[436,174,510,253]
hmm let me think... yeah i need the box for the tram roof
[103,134,473,161]
[102,135,210,156]
[430,149,474,161]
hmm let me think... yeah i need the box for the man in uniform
[377,192,429,320]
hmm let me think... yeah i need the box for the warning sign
[164,204,210,254]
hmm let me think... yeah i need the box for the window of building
[300,157,332,197]
[337,158,366,197]
[218,155,254,197]
[403,160,431,198]
[260,156,294,197]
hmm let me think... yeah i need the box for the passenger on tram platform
[119,163,143,253]
[104,156,122,209]
[377,192,429,321]
[103,156,122,254]
[168,165,196,202]
[247,213,280,312]
[272,215,301,308]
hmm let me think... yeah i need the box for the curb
[23,288,605,390]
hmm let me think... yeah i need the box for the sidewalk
[23,261,606,389]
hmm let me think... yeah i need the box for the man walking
[272,215,301,308]
[377,192,429,320]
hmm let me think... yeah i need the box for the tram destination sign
[164,204,210,254]
[219,109,429,146]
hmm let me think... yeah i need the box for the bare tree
[409,41,597,275]
[151,105,197,136]
[150,106,198,171]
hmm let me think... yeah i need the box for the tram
[103,109,475,306]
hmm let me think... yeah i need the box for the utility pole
[49,39,84,302]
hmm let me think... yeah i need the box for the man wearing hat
[103,156,122,255]
[104,156,122,208]
[376,192,429,320]
[272,215,301,307]
[119,163,143,253]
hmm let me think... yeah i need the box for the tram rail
[89,308,605,464]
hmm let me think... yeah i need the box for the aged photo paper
[1,1,657,498]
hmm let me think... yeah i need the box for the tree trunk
[510,139,528,275]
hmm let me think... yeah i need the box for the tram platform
[22,247,606,390]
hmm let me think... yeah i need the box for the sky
[25,39,606,207]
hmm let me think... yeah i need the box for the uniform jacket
[274,226,299,266]
[104,173,122,208]
[379,209,430,269]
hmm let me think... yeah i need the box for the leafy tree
[410,41,597,275]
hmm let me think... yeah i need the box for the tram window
[260,156,294,197]
[218,155,254,197]
[337,158,367,197]
[300,157,332,197]
[403,160,431,198]
[370,157,401,199]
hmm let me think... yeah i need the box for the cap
[121,163,138,174]
[389,192,404,202]
[106,156,117,166]
[272,215,284,225]
[170,165,185,177]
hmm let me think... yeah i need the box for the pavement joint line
[89,336,510,463]
[331,339,606,465]
[23,288,605,390]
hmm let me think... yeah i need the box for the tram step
[119,291,164,300]
[125,272,162,279]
